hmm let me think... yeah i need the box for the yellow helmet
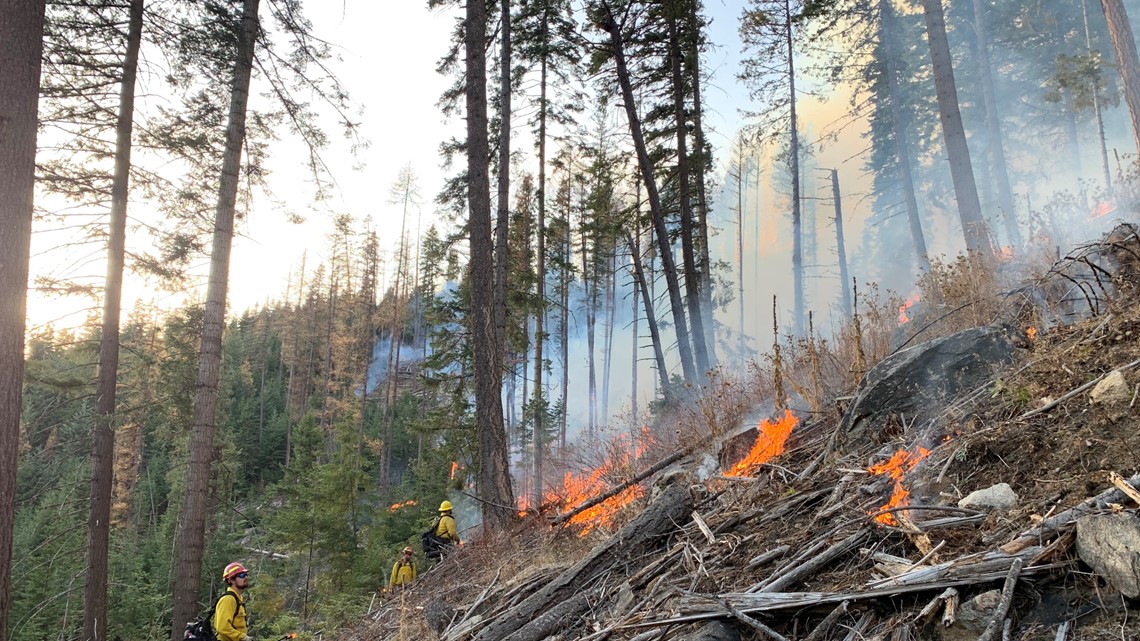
[439,500,453,512]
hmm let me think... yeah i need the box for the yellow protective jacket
[436,514,459,543]
[213,588,247,641]
[389,559,417,587]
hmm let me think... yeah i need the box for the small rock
[1076,513,1140,598]
[939,589,1001,641]
[679,621,741,641]
[1090,370,1131,405]
[958,483,1018,510]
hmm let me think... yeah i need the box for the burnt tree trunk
[830,170,852,318]
[785,0,805,335]
[170,0,260,637]
[84,1,143,639]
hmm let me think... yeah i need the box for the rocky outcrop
[1076,513,1140,598]
[837,326,1018,448]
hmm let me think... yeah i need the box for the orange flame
[898,292,920,325]
[868,447,931,526]
[449,461,458,480]
[1090,201,1115,219]
[554,427,656,536]
[388,500,417,512]
[1027,326,1037,341]
[724,409,798,477]
[998,246,1015,261]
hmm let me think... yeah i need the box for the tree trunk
[830,170,852,318]
[880,0,931,271]
[687,1,717,370]
[0,2,46,637]
[1100,0,1140,157]
[584,235,597,433]
[600,6,697,385]
[533,10,547,509]
[630,230,639,422]
[466,0,514,532]
[1084,0,1114,195]
[84,1,143,639]
[496,0,511,367]
[971,0,1020,249]
[170,1,260,637]
[626,234,673,405]
[785,0,805,335]
[669,17,710,376]
[736,143,746,362]
[601,254,615,419]
[920,0,993,254]
[560,189,570,450]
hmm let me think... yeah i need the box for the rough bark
[880,0,931,272]
[467,0,515,532]
[971,0,1020,249]
[474,480,694,641]
[920,0,992,254]
[83,1,143,639]
[600,5,698,384]
[495,0,511,364]
[688,1,717,370]
[0,2,47,637]
[533,8,547,505]
[1100,0,1140,158]
[169,1,260,637]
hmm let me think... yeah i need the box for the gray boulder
[837,326,1018,448]
[939,590,1001,641]
[958,483,1018,511]
[1076,513,1140,598]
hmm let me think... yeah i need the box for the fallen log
[976,558,1023,641]
[756,528,869,593]
[549,450,691,526]
[471,479,695,641]
[1000,473,1140,554]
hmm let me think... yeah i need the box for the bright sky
[25,0,879,337]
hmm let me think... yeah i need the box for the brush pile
[347,225,1140,641]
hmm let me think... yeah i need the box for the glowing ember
[868,447,931,526]
[1090,201,1116,219]
[724,409,798,477]
[898,292,920,325]
[998,246,1015,261]
[1027,326,1037,341]
[388,500,417,512]
[449,461,459,480]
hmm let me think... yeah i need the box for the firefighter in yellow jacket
[215,562,250,641]
[436,501,461,545]
[389,546,417,588]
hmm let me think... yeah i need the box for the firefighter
[389,546,417,588]
[436,500,461,547]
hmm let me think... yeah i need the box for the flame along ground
[518,427,656,536]
[898,292,920,325]
[388,499,417,512]
[724,409,799,477]
[867,447,932,526]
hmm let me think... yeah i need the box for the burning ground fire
[521,428,656,536]
[898,293,920,325]
[867,447,932,526]
[389,500,416,512]
[724,409,798,477]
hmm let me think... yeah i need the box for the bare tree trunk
[600,4,697,384]
[170,0,260,637]
[601,254,615,419]
[630,230,639,423]
[1084,0,1114,195]
[736,143,746,362]
[784,0,805,335]
[830,170,852,318]
[0,2,46,636]
[533,10,548,508]
[1100,0,1140,157]
[466,0,514,531]
[920,0,992,254]
[584,237,597,433]
[626,234,673,405]
[880,0,931,271]
[559,187,570,451]
[972,0,1020,249]
[669,16,710,376]
[84,2,143,639]
[687,1,717,370]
